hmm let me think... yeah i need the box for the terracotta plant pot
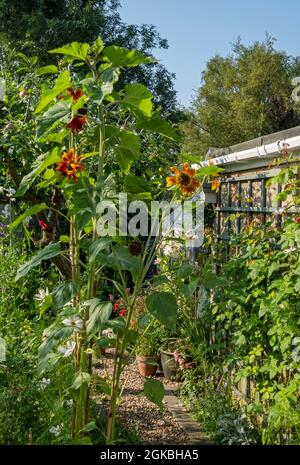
[160,350,180,380]
[136,355,158,377]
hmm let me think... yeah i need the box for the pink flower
[119,309,126,318]
[108,294,114,302]
[295,217,300,224]
[38,220,48,230]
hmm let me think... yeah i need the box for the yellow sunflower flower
[166,162,200,196]
[211,177,221,192]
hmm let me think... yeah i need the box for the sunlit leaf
[35,70,71,114]
[49,42,90,62]
[122,83,153,117]
[103,45,155,67]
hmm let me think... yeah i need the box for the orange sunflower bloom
[166,162,200,196]
[55,148,84,183]
[67,87,84,103]
[211,177,221,192]
[67,115,87,133]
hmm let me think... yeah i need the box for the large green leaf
[9,203,48,230]
[136,112,180,141]
[103,45,155,67]
[70,371,91,390]
[124,174,151,193]
[202,272,227,288]
[36,101,71,139]
[197,165,224,176]
[36,65,58,76]
[101,67,120,96]
[146,292,178,331]
[16,147,61,196]
[178,280,199,298]
[81,77,112,105]
[122,83,153,117]
[49,42,90,62]
[38,325,73,362]
[116,131,141,171]
[89,238,112,262]
[52,282,79,310]
[16,243,62,280]
[86,300,112,337]
[176,264,194,279]
[111,246,141,273]
[143,377,164,409]
[35,70,71,114]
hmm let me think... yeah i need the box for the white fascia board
[192,135,300,172]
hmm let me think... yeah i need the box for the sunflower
[166,162,200,196]
[211,177,221,192]
[67,115,87,133]
[67,87,84,103]
[55,148,84,182]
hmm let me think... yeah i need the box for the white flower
[66,399,73,407]
[102,328,114,339]
[38,377,51,390]
[284,246,297,254]
[49,426,60,436]
[34,288,49,302]
[62,316,83,331]
[58,340,76,357]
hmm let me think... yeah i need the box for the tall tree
[181,36,300,158]
[0,0,177,113]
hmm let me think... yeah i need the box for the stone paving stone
[164,385,213,445]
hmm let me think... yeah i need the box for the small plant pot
[160,350,179,380]
[136,355,158,377]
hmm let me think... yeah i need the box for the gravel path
[94,351,190,445]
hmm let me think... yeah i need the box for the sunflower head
[67,87,84,103]
[129,239,144,256]
[211,177,221,192]
[67,115,87,133]
[166,162,200,196]
[55,148,84,183]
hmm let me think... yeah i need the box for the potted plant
[160,338,181,380]
[135,319,162,377]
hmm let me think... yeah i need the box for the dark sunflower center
[180,172,191,186]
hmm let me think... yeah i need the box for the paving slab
[163,384,213,445]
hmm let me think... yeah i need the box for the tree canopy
[0,0,177,113]
[181,36,300,158]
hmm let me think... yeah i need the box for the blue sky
[120,0,299,107]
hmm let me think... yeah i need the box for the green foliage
[181,35,300,157]
[143,377,164,409]
[0,0,177,113]
[146,292,178,332]
[16,243,62,280]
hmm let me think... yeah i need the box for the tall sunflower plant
[10,38,222,444]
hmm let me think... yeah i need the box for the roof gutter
[198,134,300,170]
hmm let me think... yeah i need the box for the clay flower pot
[136,355,158,377]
